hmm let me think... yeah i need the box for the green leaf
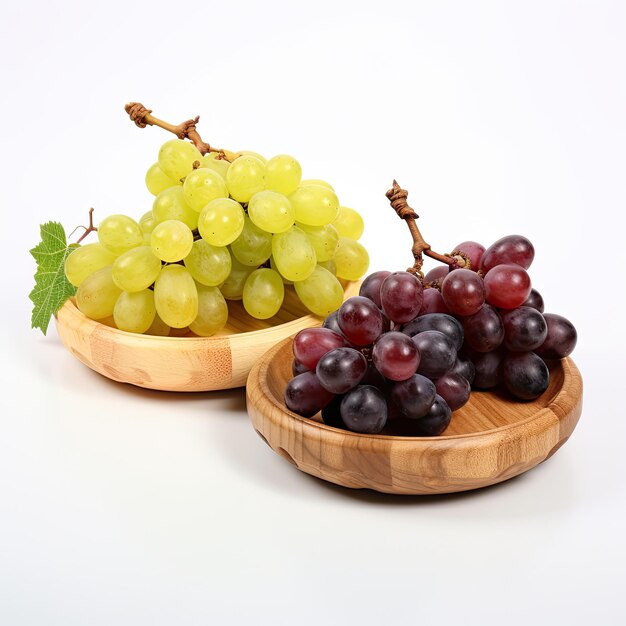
[29,222,77,335]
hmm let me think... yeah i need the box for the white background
[1,1,625,624]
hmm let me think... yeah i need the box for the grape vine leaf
[29,222,77,335]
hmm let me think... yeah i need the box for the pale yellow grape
[271,226,317,282]
[150,220,193,263]
[294,265,344,317]
[333,206,364,240]
[145,163,180,196]
[145,312,170,336]
[265,155,302,195]
[152,187,198,230]
[184,239,231,286]
[248,190,294,233]
[334,237,370,281]
[189,285,229,336]
[112,246,161,292]
[98,215,144,255]
[220,256,254,300]
[65,243,117,287]
[230,216,273,266]
[76,266,121,320]
[270,256,294,285]
[242,268,285,320]
[154,265,198,328]
[225,155,266,203]
[238,150,267,164]
[318,258,337,275]
[289,184,339,226]
[300,179,334,190]
[183,167,228,212]
[158,139,202,181]
[113,290,156,333]
[297,223,339,262]
[198,197,245,247]
[201,152,230,179]
[139,211,157,235]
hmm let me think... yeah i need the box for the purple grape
[419,288,450,315]
[293,327,347,370]
[471,348,505,389]
[502,352,550,400]
[450,357,475,385]
[535,313,577,359]
[411,330,457,379]
[359,270,391,308]
[321,394,345,428]
[337,296,384,346]
[424,265,449,283]
[441,269,485,316]
[480,235,535,273]
[391,374,437,420]
[523,288,545,313]
[413,395,452,436]
[402,313,464,350]
[316,347,368,394]
[453,240,485,270]
[340,386,388,434]
[284,372,335,417]
[484,264,531,309]
[372,331,420,382]
[501,306,547,352]
[361,363,390,392]
[380,271,423,324]
[462,304,504,353]
[435,372,471,411]
[292,359,308,376]
[322,310,343,335]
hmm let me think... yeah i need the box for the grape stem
[124,102,241,163]
[71,207,98,244]
[386,180,466,276]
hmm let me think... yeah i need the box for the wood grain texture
[54,282,360,392]
[246,338,583,495]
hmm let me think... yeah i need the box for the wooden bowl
[54,282,359,392]
[246,338,583,495]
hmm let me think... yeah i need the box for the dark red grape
[340,386,388,434]
[337,296,384,346]
[284,372,335,417]
[462,304,504,352]
[322,310,343,335]
[403,313,464,350]
[502,352,550,400]
[411,330,457,379]
[484,264,531,309]
[471,348,505,389]
[419,288,450,315]
[424,265,449,283]
[390,374,437,419]
[523,288,545,313]
[359,270,391,308]
[435,372,471,411]
[362,363,390,391]
[480,235,535,273]
[453,241,485,270]
[292,359,308,376]
[535,313,577,359]
[413,395,452,436]
[380,271,423,324]
[372,331,420,382]
[441,269,485,316]
[316,347,368,394]
[293,327,346,370]
[321,394,345,428]
[501,306,547,352]
[450,357,475,385]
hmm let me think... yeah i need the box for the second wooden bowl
[54,282,359,392]
[246,338,583,495]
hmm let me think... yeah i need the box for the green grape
[297,222,339,262]
[189,285,229,336]
[265,155,302,195]
[145,312,170,337]
[318,258,337,275]
[334,237,370,281]
[242,268,285,319]
[198,197,245,246]
[154,264,198,328]
[238,150,267,164]
[145,163,180,196]
[225,155,266,203]
[289,184,339,226]
[152,187,198,230]
[65,243,117,287]
[139,211,157,235]
[270,256,293,285]
[231,216,273,266]
[184,239,231,286]
[220,256,254,300]
[112,246,161,292]
[113,290,156,333]
[294,265,344,317]
[150,220,193,263]
[201,152,231,179]
[248,190,294,233]
[98,215,144,255]
[271,226,317,281]
[333,206,364,240]
[300,179,334,190]
[76,266,122,320]
[158,139,202,181]
[182,167,228,212]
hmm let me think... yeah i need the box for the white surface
[1,1,625,624]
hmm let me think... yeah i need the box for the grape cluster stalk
[285,182,578,436]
